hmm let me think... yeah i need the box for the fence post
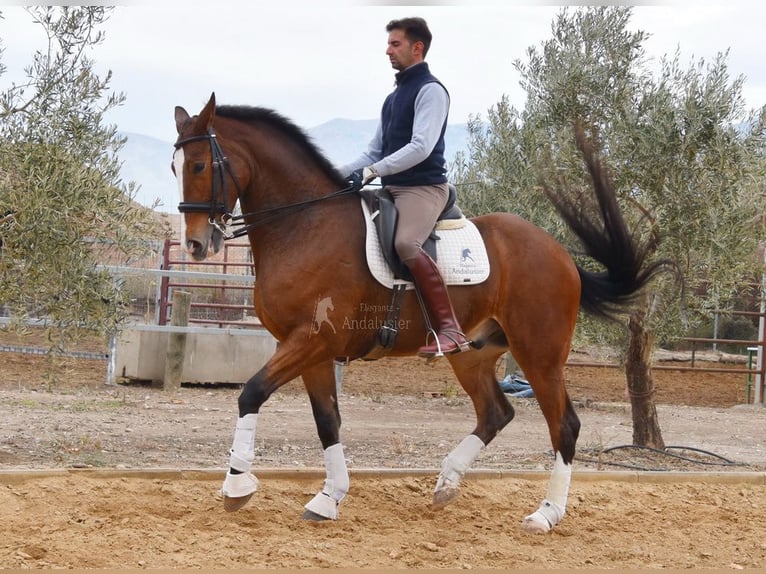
[757,263,766,405]
[158,239,172,325]
[105,332,117,386]
[334,359,345,395]
[163,290,191,392]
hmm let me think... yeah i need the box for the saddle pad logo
[361,199,491,290]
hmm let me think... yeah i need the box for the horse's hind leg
[301,360,349,521]
[515,358,580,534]
[432,346,515,509]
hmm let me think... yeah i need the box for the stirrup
[418,329,471,360]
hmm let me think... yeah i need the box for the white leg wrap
[435,434,485,492]
[221,469,259,498]
[221,413,260,501]
[228,413,257,472]
[523,452,572,533]
[304,443,349,520]
[545,451,573,508]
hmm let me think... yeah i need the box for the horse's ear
[174,106,191,134]
[198,92,217,131]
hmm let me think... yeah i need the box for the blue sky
[1,1,764,141]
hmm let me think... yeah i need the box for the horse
[172,92,667,533]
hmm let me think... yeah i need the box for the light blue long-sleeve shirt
[339,77,450,178]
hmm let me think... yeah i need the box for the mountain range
[118,119,470,213]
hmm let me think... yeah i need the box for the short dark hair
[386,17,432,57]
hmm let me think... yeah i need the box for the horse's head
[172,92,239,261]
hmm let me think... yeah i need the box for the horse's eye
[193,162,205,174]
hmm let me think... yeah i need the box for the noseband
[174,128,236,235]
[174,127,358,240]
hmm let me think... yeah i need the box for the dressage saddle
[359,184,463,282]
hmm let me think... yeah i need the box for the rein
[224,186,358,239]
[174,128,357,240]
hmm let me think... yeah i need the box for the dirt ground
[1,331,765,569]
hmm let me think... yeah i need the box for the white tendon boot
[221,413,259,512]
[303,443,349,520]
[432,434,485,509]
[522,451,572,533]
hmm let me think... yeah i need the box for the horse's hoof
[223,493,253,512]
[521,515,551,534]
[302,509,331,521]
[432,487,459,510]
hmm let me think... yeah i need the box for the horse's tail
[543,125,679,319]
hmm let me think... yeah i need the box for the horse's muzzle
[185,225,224,261]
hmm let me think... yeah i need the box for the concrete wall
[115,326,276,385]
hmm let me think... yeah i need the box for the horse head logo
[311,296,337,335]
[461,248,475,263]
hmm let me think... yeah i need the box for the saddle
[359,184,464,282]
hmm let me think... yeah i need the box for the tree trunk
[625,295,665,449]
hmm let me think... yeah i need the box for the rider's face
[386,29,422,71]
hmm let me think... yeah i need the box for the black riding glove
[346,169,364,192]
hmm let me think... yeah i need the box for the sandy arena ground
[1,333,765,569]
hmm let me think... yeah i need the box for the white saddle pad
[361,198,490,289]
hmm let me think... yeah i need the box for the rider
[340,17,470,358]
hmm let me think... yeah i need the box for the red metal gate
[157,239,258,328]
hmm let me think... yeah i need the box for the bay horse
[172,93,666,533]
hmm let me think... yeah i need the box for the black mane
[215,105,346,186]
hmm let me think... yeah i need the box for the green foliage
[517,7,650,143]
[682,314,758,355]
[455,5,766,347]
[0,7,164,343]
[452,97,561,231]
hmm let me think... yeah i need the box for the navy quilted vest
[380,63,448,186]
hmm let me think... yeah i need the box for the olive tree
[0,7,164,347]
[456,6,766,447]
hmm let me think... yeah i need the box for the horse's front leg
[221,338,326,512]
[432,350,516,509]
[300,360,349,521]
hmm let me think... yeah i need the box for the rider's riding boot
[404,249,471,358]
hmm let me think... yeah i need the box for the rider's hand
[346,169,364,192]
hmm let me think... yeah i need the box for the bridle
[174,127,357,240]
[174,128,238,233]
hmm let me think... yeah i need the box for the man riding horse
[341,17,470,358]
